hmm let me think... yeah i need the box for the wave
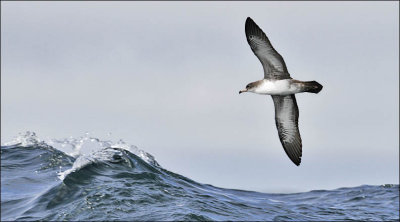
[1,132,399,221]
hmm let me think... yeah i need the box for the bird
[239,17,323,166]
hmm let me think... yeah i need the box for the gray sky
[1,2,399,193]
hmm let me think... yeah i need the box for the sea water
[1,132,398,221]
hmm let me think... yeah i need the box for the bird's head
[239,82,257,94]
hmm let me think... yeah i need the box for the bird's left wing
[271,95,302,166]
[245,17,290,80]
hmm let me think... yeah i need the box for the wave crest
[3,131,160,181]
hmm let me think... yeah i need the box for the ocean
[1,132,399,221]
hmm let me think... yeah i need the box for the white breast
[254,79,299,95]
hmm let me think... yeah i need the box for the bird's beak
[239,89,247,94]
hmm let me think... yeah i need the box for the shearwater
[239,17,323,166]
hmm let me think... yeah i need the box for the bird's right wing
[271,95,302,166]
[245,17,290,80]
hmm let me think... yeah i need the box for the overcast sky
[1,2,398,193]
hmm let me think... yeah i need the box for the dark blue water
[1,132,399,221]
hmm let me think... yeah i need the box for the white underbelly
[254,80,300,95]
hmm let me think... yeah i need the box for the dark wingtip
[245,17,265,40]
[245,17,255,27]
[291,159,301,166]
[288,151,302,166]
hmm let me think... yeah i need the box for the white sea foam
[57,148,127,180]
[3,131,49,147]
[3,131,159,181]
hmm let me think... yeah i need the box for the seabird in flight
[239,17,323,166]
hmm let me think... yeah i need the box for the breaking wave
[1,132,399,221]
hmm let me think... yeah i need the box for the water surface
[1,132,398,221]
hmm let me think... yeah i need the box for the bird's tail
[304,81,323,94]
